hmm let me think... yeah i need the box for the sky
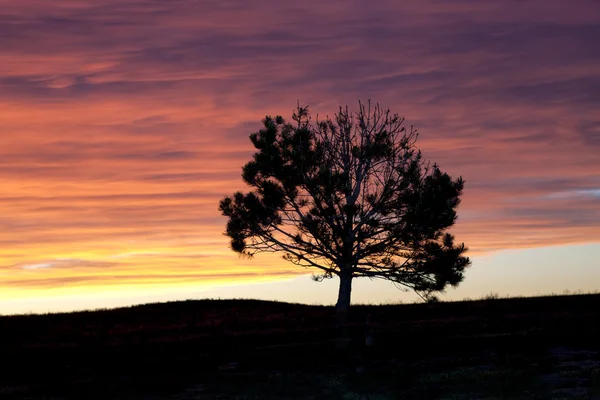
[1,0,600,315]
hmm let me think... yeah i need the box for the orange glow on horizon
[1,0,599,311]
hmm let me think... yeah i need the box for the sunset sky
[1,0,600,315]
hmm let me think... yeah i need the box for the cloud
[1,0,600,293]
[578,121,600,146]
[20,263,53,270]
[16,258,117,270]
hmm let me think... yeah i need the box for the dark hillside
[1,294,599,399]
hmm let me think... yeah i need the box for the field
[1,293,600,399]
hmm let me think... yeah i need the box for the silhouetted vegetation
[1,293,599,399]
[220,101,470,313]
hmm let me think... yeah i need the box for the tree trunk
[335,271,353,313]
[334,271,353,350]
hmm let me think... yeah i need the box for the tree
[219,101,470,315]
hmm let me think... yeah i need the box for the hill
[1,294,600,399]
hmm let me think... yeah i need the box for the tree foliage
[219,101,470,310]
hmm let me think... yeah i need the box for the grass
[1,293,599,399]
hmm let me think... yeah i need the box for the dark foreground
[1,294,600,399]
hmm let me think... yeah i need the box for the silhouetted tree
[219,101,470,316]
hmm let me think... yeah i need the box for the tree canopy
[219,101,470,311]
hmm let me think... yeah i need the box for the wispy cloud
[1,0,600,293]
[20,263,53,270]
[16,258,118,270]
[17,252,191,267]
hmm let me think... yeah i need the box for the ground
[1,294,599,399]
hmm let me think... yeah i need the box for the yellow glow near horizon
[1,0,600,313]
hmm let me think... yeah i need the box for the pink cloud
[1,0,599,292]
